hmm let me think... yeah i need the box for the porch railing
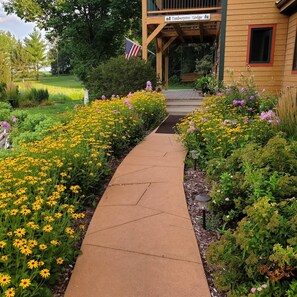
[147,0,221,13]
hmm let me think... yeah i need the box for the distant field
[17,75,84,101]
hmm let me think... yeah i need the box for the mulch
[184,167,227,297]
[155,115,183,134]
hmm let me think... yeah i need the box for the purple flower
[2,121,10,128]
[233,100,239,105]
[240,100,246,106]
[262,284,268,289]
[112,94,116,98]
[239,87,246,93]
[113,110,118,114]
[249,108,254,111]
[189,121,195,126]
[128,104,133,110]
[124,99,130,104]
[12,116,17,122]
[250,96,255,100]
[201,118,207,122]
[225,89,230,95]
[127,92,132,98]
[232,120,237,126]
[217,92,222,97]
[101,95,106,100]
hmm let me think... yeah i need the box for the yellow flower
[27,259,39,269]
[28,239,37,247]
[65,227,74,235]
[20,245,32,256]
[56,257,64,264]
[1,256,8,261]
[43,225,53,232]
[50,240,60,246]
[14,228,26,237]
[4,287,15,297]
[39,244,47,250]
[0,274,11,286]
[39,269,50,278]
[19,278,31,289]
[0,241,6,248]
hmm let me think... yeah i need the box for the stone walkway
[65,131,210,297]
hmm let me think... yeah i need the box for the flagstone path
[65,130,211,297]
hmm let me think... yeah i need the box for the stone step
[166,100,203,106]
[167,106,201,115]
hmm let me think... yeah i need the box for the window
[293,29,297,72]
[247,25,276,66]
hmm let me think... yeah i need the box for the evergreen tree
[24,29,47,80]
[11,41,31,80]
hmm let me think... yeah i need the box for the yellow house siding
[224,0,289,92]
[282,12,297,88]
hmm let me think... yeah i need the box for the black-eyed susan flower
[4,287,15,297]
[14,228,26,237]
[0,274,11,286]
[0,241,6,248]
[39,269,50,279]
[56,257,64,264]
[27,259,39,269]
[19,278,31,289]
[43,225,53,232]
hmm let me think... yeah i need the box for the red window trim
[292,22,297,74]
[246,24,277,67]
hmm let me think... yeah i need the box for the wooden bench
[180,73,199,83]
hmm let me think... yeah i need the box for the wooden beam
[199,23,204,42]
[142,0,148,60]
[147,23,166,46]
[161,29,217,37]
[156,37,163,88]
[147,7,222,14]
[173,24,185,43]
[164,50,169,90]
[147,13,222,24]
[162,36,177,52]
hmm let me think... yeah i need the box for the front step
[166,98,204,115]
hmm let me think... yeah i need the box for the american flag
[125,38,141,59]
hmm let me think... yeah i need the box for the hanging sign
[165,14,211,22]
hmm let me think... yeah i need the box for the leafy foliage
[4,0,142,81]
[86,56,156,98]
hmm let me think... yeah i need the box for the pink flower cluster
[260,110,280,124]
[251,284,268,294]
[233,100,246,106]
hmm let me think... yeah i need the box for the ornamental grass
[0,91,167,296]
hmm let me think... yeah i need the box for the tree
[24,29,47,80]
[11,41,31,80]
[4,0,142,82]
[48,42,73,76]
[0,31,17,82]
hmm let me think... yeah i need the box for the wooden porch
[142,0,222,89]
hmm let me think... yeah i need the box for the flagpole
[125,37,156,56]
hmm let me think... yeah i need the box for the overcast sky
[0,2,37,40]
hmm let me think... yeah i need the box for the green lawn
[17,75,84,101]
[168,83,195,90]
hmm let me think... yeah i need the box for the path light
[190,150,198,170]
[195,194,211,229]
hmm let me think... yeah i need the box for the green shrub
[5,82,20,108]
[195,74,222,94]
[207,197,297,296]
[26,88,49,103]
[86,56,157,99]
[0,82,6,100]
